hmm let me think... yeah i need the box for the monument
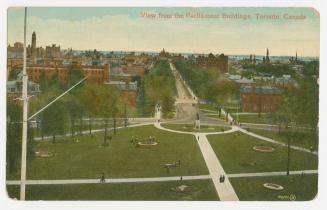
[195,113,200,129]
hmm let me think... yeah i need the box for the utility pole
[20,7,28,200]
[18,7,86,198]
[124,103,127,127]
[286,133,291,176]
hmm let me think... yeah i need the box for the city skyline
[8,7,320,57]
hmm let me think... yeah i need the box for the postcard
[5,6,319,201]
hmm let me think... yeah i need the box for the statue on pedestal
[195,113,200,129]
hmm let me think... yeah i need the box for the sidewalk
[6,175,211,185]
[196,133,239,201]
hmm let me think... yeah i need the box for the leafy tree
[8,67,22,80]
[63,93,83,138]
[41,99,67,143]
[7,102,22,174]
[205,80,240,106]
[7,101,35,174]
[161,92,175,118]
[64,64,85,89]
[140,60,177,118]
[80,82,102,134]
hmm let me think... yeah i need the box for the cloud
[7,11,320,56]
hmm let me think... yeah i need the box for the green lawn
[161,123,231,133]
[250,129,318,151]
[31,121,126,138]
[230,174,318,201]
[207,132,318,174]
[204,114,228,121]
[6,179,218,201]
[7,125,208,180]
[232,114,269,124]
[198,103,218,112]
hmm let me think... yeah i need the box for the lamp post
[285,124,292,176]
[124,103,127,127]
[286,135,291,175]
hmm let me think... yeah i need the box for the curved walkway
[154,122,239,201]
[155,122,238,136]
[34,122,154,141]
[238,127,318,156]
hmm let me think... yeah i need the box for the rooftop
[241,85,282,95]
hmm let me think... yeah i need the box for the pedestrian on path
[219,175,223,183]
[100,172,105,183]
[222,175,225,183]
[197,136,199,141]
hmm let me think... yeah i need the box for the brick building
[27,62,110,84]
[105,81,137,106]
[196,53,228,73]
[241,85,283,112]
[45,44,61,58]
[121,64,145,76]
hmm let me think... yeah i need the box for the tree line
[137,60,176,118]
[7,66,128,175]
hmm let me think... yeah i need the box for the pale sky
[7,7,320,56]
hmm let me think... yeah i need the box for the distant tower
[295,51,298,62]
[31,31,37,64]
[265,48,270,64]
[32,31,36,49]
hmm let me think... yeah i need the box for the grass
[230,174,318,201]
[6,179,219,201]
[204,114,228,121]
[31,121,126,138]
[232,113,269,124]
[161,123,231,133]
[207,132,318,174]
[250,129,318,151]
[7,125,208,180]
[198,103,217,112]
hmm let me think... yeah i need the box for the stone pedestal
[195,119,201,129]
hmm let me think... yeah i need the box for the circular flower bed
[263,183,284,190]
[253,145,275,153]
[35,151,53,158]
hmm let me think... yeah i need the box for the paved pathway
[34,122,154,141]
[227,170,318,178]
[238,127,318,155]
[7,170,317,186]
[6,175,211,185]
[196,133,239,201]
[155,122,238,136]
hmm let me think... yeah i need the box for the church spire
[265,48,270,64]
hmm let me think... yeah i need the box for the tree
[41,99,67,143]
[97,85,124,143]
[64,64,85,90]
[205,80,239,106]
[161,92,175,118]
[63,93,83,138]
[7,101,35,174]
[7,102,22,174]
[80,82,102,135]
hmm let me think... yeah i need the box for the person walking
[100,172,105,183]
